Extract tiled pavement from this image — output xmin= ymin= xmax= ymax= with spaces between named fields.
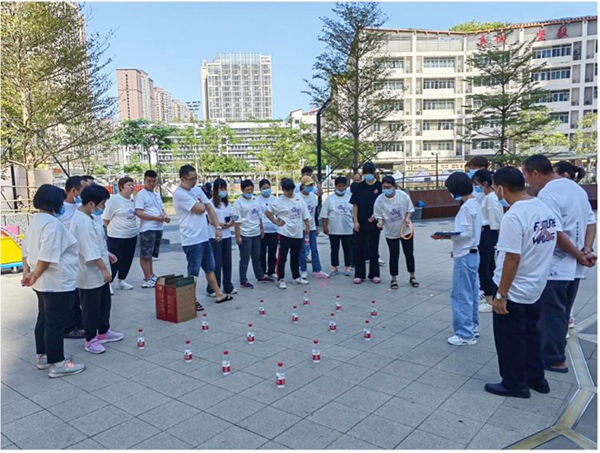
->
xmin=2 ymin=219 xmax=596 ymax=450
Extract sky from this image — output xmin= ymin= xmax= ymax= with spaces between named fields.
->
xmin=85 ymin=1 xmax=598 ymax=119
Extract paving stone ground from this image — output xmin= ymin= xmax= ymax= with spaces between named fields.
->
xmin=2 ymin=218 xmax=596 ymax=450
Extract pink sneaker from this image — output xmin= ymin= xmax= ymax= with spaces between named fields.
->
xmin=313 ymin=271 xmax=330 ymax=279
xmin=371 ymin=277 xmax=381 ymax=284
xmin=97 ymin=330 xmax=124 ymax=344
xmin=85 ymin=338 xmax=105 ymax=354
xmin=353 ymin=278 xmax=362 ymax=284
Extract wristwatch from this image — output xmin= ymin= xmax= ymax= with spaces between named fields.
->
xmin=216 ymin=226 xmax=222 ymax=231
xmin=495 ymin=292 xmax=508 ymax=302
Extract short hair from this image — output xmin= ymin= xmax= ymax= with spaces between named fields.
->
xmin=466 ymin=156 xmax=489 ymax=169
xmin=362 ymin=162 xmax=376 ymax=174
xmin=240 ymin=179 xmax=254 ymax=191
xmin=65 ymin=176 xmax=84 ymax=193
xmin=522 ymin=154 xmax=553 ymax=175
xmin=81 ymin=175 xmax=95 ymax=183
xmin=118 ymin=176 xmax=134 ymax=190
xmin=493 ymin=166 xmax=525 ymax=192
xmin=281 ymin=178 xmax=295 ymax=191
xmin=259 ymin=179 xmax=271 ymax=189
xmin=553 ymin=161 xmax=585 ymax=181
xmin=144 ymin=170 xmax=158 ymax=179
xmin=334 ymin=176 xmax=347 ymax=186
xmin=301 ymin=166 xmax=313 ymax=175
xmin=212 ymin=178 xmax=228 ymax=206
xmin=445 ymin=172 xmax=473 ymax=197
xmin=80 ymin=185 xmax=110 ymax=205
xmin=382 ymin=176 xmax=396 ymax=186
xmin=179 ymin=165 xmax=195 ymax=178
xmin=472 ymin=169 xmax=493 ymax=187
xmin=33 ymin=184 xmax=66 ymax=214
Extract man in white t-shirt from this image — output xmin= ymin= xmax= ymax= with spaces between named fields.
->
xmin=135 ymin=170 xmax=170 ymax=288
xmin=484 ymin=166 xmax=562 ymax=399
xmin=299 ymin=176 xmax=329 ymax=279
xmin=173 ymin=165 xmax=233 ymax=310
xmin=522 ymin=155 xmax=597 ymax=374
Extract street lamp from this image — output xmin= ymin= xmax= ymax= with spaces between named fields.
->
xmin=434 ymin=152 xmax=439 ymax=188
xmin=316 ymin=96 xmax=332 ymax=216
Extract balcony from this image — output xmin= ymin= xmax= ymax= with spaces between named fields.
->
xmin=573 ymin=50 xmax=582 ymax=61
xmin=585 ymin=76 xmax=594 ymax=82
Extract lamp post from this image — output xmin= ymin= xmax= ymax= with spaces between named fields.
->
xmin=316 ymin=96 xmax=332 ymax=215
xmin=435 ymin=152 xmax=439 ymax=188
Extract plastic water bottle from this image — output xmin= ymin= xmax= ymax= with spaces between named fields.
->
xmin=276 ymin=362 xmax=286 ymax=388
xmin=335 ymin=295 xmax=342 ymax=312
xmin=292 ymin=305 xmax=299 ymax=324
xmin=259 ymin=299 xmax=266 ymax=316
xmin=303 ymin=291 xmax=309 ymax=306
xmin=201 ymin=313 xmax=209 ymax=332
xmin=363 ymin=320 xmax=372 ymax=341
xmin=329 ymin=312 xmax=337 ymax=332
xmin=184 ymin=340 xmax=192 ymax=362
xmin=312 ymin=340 xmax=321 ymax=363
xmin=222 ymin=350 xmax=231 ymax=375
xmin=371 ymin=300 xmax=378 ymax=318
xmin=137 ymin=328 xmax=145 ymax=350
xmin=247 ymin=323 xmax=255 ymax=344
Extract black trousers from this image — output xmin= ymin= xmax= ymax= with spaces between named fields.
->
xmin=35 ymin=290 xmax=75 ymax=364
xmin=260 ymin=232 xmax=278 ymax=276
xmin=539 ymin=279 xmax=579 ymax=366
xmin=493 ymin=299 xmax=545 ymax=391
xmin=354 ymin=229 xmax=381 ymax=279
xmin=329 ymin=234 xmax=353 ymax=267
xmin=79 ymin=284 xmax=112 ymax=342
xmin=64 ymin=290 xmax=83 ymax=334
xmin=478 ymin=226 xmax=499 ymax=296
xmin=386 ymin=236 xmax=415 ymax=276
xmin=207 ymin=237 xmax=234 ymax=294
xmin=107 ymin=236 xmax=137 ymax=281
xmin=277 ymin=235 xmax=302 ymax=280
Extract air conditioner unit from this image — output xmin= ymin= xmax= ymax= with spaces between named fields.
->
xmin=571 ymin=101 xmax=579 ymax=106
xmin=416 ymin=111 xmax=422 ymax=115
xmin=585 ymin=77 xmax=594 ymax=82
xmin=584 ymin=99 xmax=592 ymax=105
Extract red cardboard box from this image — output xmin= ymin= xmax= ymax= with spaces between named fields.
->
xmin=155 ymin=275 xmax=197 ymax=323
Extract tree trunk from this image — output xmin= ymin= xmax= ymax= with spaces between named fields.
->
xmin=353 ymin=133 xmax=360 ymax=172
xmin=26 ymin=164 xmax=36 ymax=210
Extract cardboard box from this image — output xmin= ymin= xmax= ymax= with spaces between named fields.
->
xmin=155 ymin=274 xmax=197 ymax=323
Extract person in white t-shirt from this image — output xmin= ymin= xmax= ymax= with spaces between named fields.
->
xmin=22 ymin=184 xmax=86 ymax=378
xmin=232 ymin=179 xmax=272 ymax=289
xmin=484 ymin=166 xmax=561 ymax=399
xmin=266 ymin=178 xmax=311 ymax=289
xmin=472 ymin=170 xmax=504 ymax=314
xmin=71 ymin=185 xmax=124 ymax=355
xmin=102 ymin=177 xmax=138 ymax=290
xmin=135 ymin=170 xmax=170 ymax=288
xmin=465 ymin=156 xmax=490 ymax=204
xmin=173 ymin=165 xmax=233 ymax=310
xmin=258 ymin=179 xmax=279 ymax=279
xmin=294 ymin=166 xmax=323 ymax=196
xmin=299 ymin=176 xmax=329 ymax=279
xmin=432 ymin=172 xmax=482 ymax=346
xmin=320 ymin=176 xmax=354 ymax=277
xmin=374 ymin=176 xmax=417 ymax=290
xmin=206 ymin=179 xmax=235 ymax=296
xmin=522 ymin=155 xmax=597 ymax=374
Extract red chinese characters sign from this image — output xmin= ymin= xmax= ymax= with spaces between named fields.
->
xmin=495 ymin=33 xmax=507 ymax=45
xmin=557 ymin=25 xmax=568 ymax=39
xmin=478 ymin=34 xmax=487 ymax=46
xmin=536 ymin=28 xmax=546 ymax=41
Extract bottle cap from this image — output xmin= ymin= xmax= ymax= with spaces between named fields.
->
xmin=224 ymin=350 xmax=229 ymax=355
xmin=293 ymin=305 xmax=297 ymax=309
xmin=278 ymin=362 xmax=283 ymax=366
xmin=186 ymin=340 xmax=191 ymax=344
xmin=365 ymin=320 xmax=370 ymax=324
xmin=314 ymin=339 xmax=319 ymax=344
xmin=248 ymin=323 xmax=253 ymax=327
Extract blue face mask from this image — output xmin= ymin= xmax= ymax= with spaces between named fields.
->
xmin=335 ymin=189 xmax=346 ymax=196
xmin=474 ymin=185 xmax=484 ymax=193
xmin=75 ymin=196 xmax=82 ymax=204
xmin=467 ymin=169 xmax=476 ymax=179
xmin=261 ymin=188 xmax=271 ymax=197
xmin=219 ymin=191 xmax=228 ymax=199
xmin=54 ymin=205 xmax=66 ymax=217
xmin=454 ymin=195 xmax=463 ymax=201
xmin=303 ymin=186 xmax=314 ymax=193
xmin=364 ymin=174 xmax=375 ymax=183
xmin=242 ymin=192 xmax=253 ymax=199
xmin=93 ymin=208 xmax=104 ymax=216
xmin=383 ymin=188 xmax=395 ymax=197
xmin=500 ymin=199 xmax=510 ymax=207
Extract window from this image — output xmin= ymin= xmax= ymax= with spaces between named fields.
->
xmin=423 ymin=58 xmax=455 ymax=68
xmin=423 ymin=141 xmax=453 ymax=151
xmin=423 ymin=120 xmax=454 ymax=130
xmin=424 ymin=79 xmax=455 ymax=90
xmin=533 ymin=44 xmax=572 ymax=59
xmin=532 ymin=67 xmax=571 ymax=81
xmin=381 ymin=101 xmax=404 ymax=111
xmin=549 ymin=112 xmax=569 ymax=123
xmin=375 ymin=142 xmax=404 ymax=152
xmin=383 ymin=80 xmax=404 ymax=90
xmin=473 ymin=139 xmax=499 ymax=150
xmin=373 ymin=123 xmax=381 ymax=132
xmin=423 ymin=99 xmax=455 ymax=110
xmin=381 ymin=59 xmax=404 ymax=69
xmin=594 ymin=86 xmax=598 ymax=99
xmin=388 ymin=122 xmax=404 ymax=132
xmin=539 ymin=90 xmax=570 ymax=103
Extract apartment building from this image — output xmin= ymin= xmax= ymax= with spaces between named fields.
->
xmin=201 ymin=53 xmax=273 ymax=121
xmin=153 ymin=86 xmax=173 ymax=123
xmin=371 ymin=16 xmax=597 ymax=173
xmin=186 ymin=101 xmax=201 ymax=121
xmin=172 ymin=99 xmax=193 ymax=122
xmin=116 ymin=69 xmax=155 ymax=121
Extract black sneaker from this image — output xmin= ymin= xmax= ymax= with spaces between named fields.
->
xmin=528 ymin=379 xmax=551 ymax=394
xmin=484 ymin=383 xmax=530 ymax=399
xmin=195 ymin=302 xmax=204 ymax=312
xmin=64 ymin=329 xmax=86 ymax=339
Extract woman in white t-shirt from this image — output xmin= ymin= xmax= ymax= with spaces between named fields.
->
xmin=102 ymin=177 xmax=138 ymax=291
xmin=22 ymin=184 xmax=85 ymax=378
xmin=374 ymin=176 xmax=417 ymax=290
xmin=258 ymin=179 xmax=279 ymax=278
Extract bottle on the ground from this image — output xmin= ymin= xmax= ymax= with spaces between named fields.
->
xmin=335 ymin=295 xmax=342 ymax=312
xmin=292 ymin=305 xmax=299 ymax=324
xmin=184 ymin=340 xmax=192 ymax=362
xmin=276 ymin=362 xmax=286 ymax=388
xmin=329 ymin=312 xmax=337 ymax=332
xmin=259 ymin=299 xmax=266 ymax=316
xmin=303 ymin=290 xmax=309 ymax=306
xmin=371 ymin=300 xmax=378 ymax=318
xmin=201 ymin=313 xmax=210 ymax=332
xmin=247 ymin=323 xmax=255 ymax=344
xmin=222 ymin=350 xmax=231 ymax=375
xmin=137 ymin=328 xmax=145 ymax=350
xmin=364 ymin=320 xmax=371 ymax=341
xmin=312 ymin=339 xmax=320 ymax=363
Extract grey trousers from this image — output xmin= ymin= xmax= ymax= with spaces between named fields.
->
xmin=239 ymin=235 xmax=264 ymax=283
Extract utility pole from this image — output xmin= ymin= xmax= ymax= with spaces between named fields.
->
xmin=435 ymin=153 xmax=439 ymax=189
xmin=316 ymin=96 xmax=332 ymax=216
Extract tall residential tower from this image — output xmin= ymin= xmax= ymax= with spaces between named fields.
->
xmin=116 ymin=69 xmax=155 ymax=121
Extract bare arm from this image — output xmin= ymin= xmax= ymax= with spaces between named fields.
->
xmin=191 ymin=202 xmax=206 ymax=214
xmin=304 ymin=219 xmax=310 ymax=235
xmin=584 ymin=223 xmax=597 ymax=252
xmin=353 ymin=204 xmax=359 ymax=232
xmin=205 ymin=203 xmax=222 ymax=241
xmin=22 ymin=260 xmax=51 ymax=287
xmin=135 ymin=208 xmax=163 ymax=222
xmin=557 ymin=231 xmax=589 ymax=265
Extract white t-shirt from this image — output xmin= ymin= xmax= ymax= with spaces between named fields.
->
xmin=208 ymin=202 xmax=232 ymax=240
xmin=70 ymin=210 xmax=110 ymax=290
xmin=258 ymin=195 xmax=278 ymax=234
xmin=473 ymin=190 xmax=485 ymax=204
xmin=493 ymin=198 xmax=562 ymax=304
xmin=268 ymin=195 xmax=311 ymax=239
xmin=232 ymin=196 xmax=262 ymax=237
xmin=102 ymin=194 xmax=138 ymax=239
xmin=173 ymin=186 xmax=210 ymax=246
xmin=538 ymin=178 xmax=595 ymax=281
xmin=373 ymin=190 xmax=415 ymax=240
xmin=481 ymin=192 xmax=504 ymax=230
xmin=134 ymin=188 xmax=165 ymax=233
xmin=451 ymin=198 xmax=483 ymax=258
xmin=22 ymin=213 xmax=78 ymax=293
xmin=320 ymin=192 xmax=353 ymax=235
xmin=58 ymin=201 xmax=79 ymax=230
xmin=299 ymin=191 xmax=318 ymax=231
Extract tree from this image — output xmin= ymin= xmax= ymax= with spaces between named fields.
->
xmin=450 ymin=20 xmax=510 ymax=32
xmin=462 ymin=29 xmax=552 ymax=164
xmin=114 ymin=119 xmax=175 ymax=169
xmin=571 ymin=113 xmax=597 ymax=155
xmin=1 ymin=2 xmax=115 ymax=203
xmin=209 ymin=155 xmax=251 ymax=173
xmin=256 ymin=123 xmax=314 ymax=172
xmin=304 ymin=2 xmax=402 ymax=172
xmin=513 ymin=109 xmax=569 ymax=156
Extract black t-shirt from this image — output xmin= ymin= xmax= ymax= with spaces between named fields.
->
xmin=350 ymin=180 xmax=383 ymax=230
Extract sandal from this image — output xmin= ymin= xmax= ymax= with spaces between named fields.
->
xmin=216 ymin=295 xmax=233 ymax=304
xmin=409 ymin=277 xmax=420 ymax=288
xmin=390 ymin=281 xmax=399 ymax=290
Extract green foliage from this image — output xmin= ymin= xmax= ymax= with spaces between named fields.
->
xmin=210 ymin=155 xmax=251 ymax=173
xmin=450 ymin=20 xmax=510 ymax=32
xmin=114 ymin=119 xmax=176 ymax=167
xmin=256 ymin=123 xmax=314 ymax=172
xmin=571 ymin=113 xmax=598 ymax=155
xmin=514 ymin=109 xmax=569 ymax=155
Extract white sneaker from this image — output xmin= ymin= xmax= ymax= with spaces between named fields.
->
xmin=278 ymin=280 xmax=287 ymax=289
xmin=141 ymin=279 xmax=155 ymax=288
xmin=447 ymin=335 xmax=477 ymax=346
xmin=109 ymin=283 xmax=114 ymax=295
xmin=206 ymin=292 xmax=217 ymax=298
xmin=226 ymin=288 xmax=238 ymax=295
xmin=568 ymin=316 xmax=575 ymax=329
xmin=313 ymin=271 xmax=330 ymax=279
xmin=293 ymin=278 xmax=309 ymax=285
xmin=116 ymin=279 xmax=134 ymax=290
xmin=269 ymin=274 xmax=278 ymax=280
xmin=479 ymin=303 xmax=493 ymax=313
xmin=300 ymin=271 xmax=308 ymax=279
xmin=474 ymin=327 xmax=480 ymax=338
xmin=150 ymin=274 xmax=158 ymax=282
xmin=566 ymin=332 xmax=570 ymax=339
xmin=478 ymin=291 xmax=486 ymax=304
xmin=378 ymin=259 xmax=386 ymax=265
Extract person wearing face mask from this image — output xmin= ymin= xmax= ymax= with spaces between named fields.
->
xmin=374 ymin=176 xmax=418 ymax=290
xmin=294 ymin=166 xmax=323 ymax=197
xmin=320 ymin=176 xmax=353 ymax=277
xmin=102 ymin=177 xmax=139 ymax=291
xmin=553 ymin=161 xmax=586 ymax=183
xmin=432 ymin=172 xmax=482 ymax=346
xmin=22 ymin=184 xmax=86 ymax=377
xmin=299 ymin=176 xmax=329 ymax=279
xmin=258 ymin=179 xmax=279 ymax=279
xmin=472 ymin=170 xmax=504 ymax=314
xmin=350 ymin=162 xmax=383 ymax=284
xmin=465 ymin=156 xmax=490 ymax=204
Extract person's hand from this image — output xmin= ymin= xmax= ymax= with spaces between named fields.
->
xmin=492 ymin=298 xmax=509 ymax=315
xmin=582 ymin=247 xmax=597 ymax=267
xmin=163 ymin=216 xmax=171 ymax=224
xmin=305 ymin=228 xmax=310 ymax=237
xmin=377 ymin=220 xmax=384 ymax=230
xmin=261 ymin=230 xmax=265 ymax=239
xmin=431 ymin=234 xmax=446 ymax=240
xmin=109 ymin=253 xmax=118 ymax=264
xmin=277 ymin=219 xmax=286 ymax=227
xmin=101 ymin=269 xmax=112 ymax=283
xmin=215 ymin=229 xmax=222 ymax=242
xmin=354 ymin=222 xmax=360 ymax=233
xmin=21 ymin=272 xmax=37 ymax=287
xmin=367 ymin=215 xmax=375 ymax=223
xmin=236 ymin=235 xmax=242 ymax=245
xmin=323 ymin=225 xmax=329 ymax=235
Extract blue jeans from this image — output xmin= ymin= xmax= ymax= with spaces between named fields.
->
xmin=450 ymin=252 xmax=480 ymax=339
xmin=300 ymin=230 xmax=322 ymax=273
xmin=182 ymin=241 xmax=215 ymax=277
